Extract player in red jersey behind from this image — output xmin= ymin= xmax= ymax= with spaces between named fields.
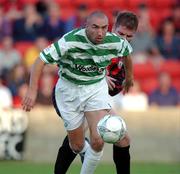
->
xmin=107 ymin=57 xmax=125 ymax=96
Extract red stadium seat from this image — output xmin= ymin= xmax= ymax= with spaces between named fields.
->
xmin=140 ymin=77 xmax=158 ymax=94
xmin=101 ymin=0 xmax=127 ymax=10
xmin=133 ymin=62 xmax=157 ymax=80
xmin=149 ymin=8 xmax=172 ymax=31
xmin=15 ymin=41 xmax=33 ymax=57
xmin=128 ymin=0 xmax=156 ymax=8
xmin=159 ymin=60 xmax=180 ymax=78
xmin=160 ymin=8 xmax=172 ymax=20
xmin=149 ymin=9 xmax=163 ymax=30
xmin=0 ymin=0 xmax=6 ymax=3
xmin=155 ymin=0 xmax=176 ymax=8
xmin=60 ymin=8 xmax=75 ymax=20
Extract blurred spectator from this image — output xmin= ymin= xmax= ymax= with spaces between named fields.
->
xmin=2 ymin=0 xmax=23 ymax=21
xmin=149 ymin=72 xmax=180 ymax=106
xmin=65 ymin=4 xmax=88 ymax=32
xmin=13 ymin=4 xmax=42 ymax=42
xmin=156 ymin=19 xmax=180 ymax=60
xmin=7 ymin=63 xmax=29 ymax=98
xmin=35 ymin=0 xmax=49 ymax=18
xmin=13 ymin=82 xmax=28 ymax=108
xmin=39 ymin=2 xmax=66 ymax=41
xmin=111 ymin=80 xmax=148 ymax=111
xmin=24 ymin=36 xmax=48 ymax=71
xmin=0 ymin=75 xmax=13 ymax=109
xmin=0 ymin=5 xmax=13 ymax=41
xmin=130 ymin=4 xmax=161 ymax=63
xmin=164 ymin=3 xmax=180 ymax=36
xmin=0 ymin=36 xmax=21 ymax=79
xmin=36 ymin=72 xmax=55 ymax=105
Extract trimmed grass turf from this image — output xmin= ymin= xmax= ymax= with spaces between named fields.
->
xmin=0 ymin=161 xmax=180 ymax=174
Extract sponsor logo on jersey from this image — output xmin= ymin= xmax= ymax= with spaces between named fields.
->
xmin=75 ymin=64 xmax=104 ymax=73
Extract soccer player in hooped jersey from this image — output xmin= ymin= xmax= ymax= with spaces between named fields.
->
xmin=53 ymin=12 xmax=138 ymax=174
xmin=22 ymin=11 xmax=135 ymax=174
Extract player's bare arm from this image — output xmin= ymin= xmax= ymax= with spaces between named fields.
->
xmin=122 ymin=55 xmax=134 ymax=94
xmin=22 ymin=57 xmax=45 ymax=112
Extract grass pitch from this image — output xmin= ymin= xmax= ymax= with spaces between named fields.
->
xmin=0 ymin=161 xmax=180 ymax=174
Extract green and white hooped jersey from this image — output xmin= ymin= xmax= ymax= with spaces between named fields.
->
xmin=40 ymin=28 xmax=132 ymax=85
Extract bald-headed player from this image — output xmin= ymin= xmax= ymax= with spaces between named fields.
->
xmin=53 ymin=11 xmax=138 ymax=174
xmin=22 ymin=11 xmax=134 ymax=174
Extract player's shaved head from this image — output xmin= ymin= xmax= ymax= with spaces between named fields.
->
xmin=86 ymin=11 xmax=108 ymax=24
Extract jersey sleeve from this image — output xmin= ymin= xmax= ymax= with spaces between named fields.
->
xmin=39 ymin=37 xmax=68 ymax=64
xmin=118 ymin=39 xmax=133 ymax=57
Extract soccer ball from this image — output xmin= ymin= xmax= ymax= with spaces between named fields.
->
xmin=97 ymin=115 xmax=127 ymax=144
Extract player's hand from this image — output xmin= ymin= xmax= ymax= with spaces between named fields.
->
xmin=122 ymin=78 xmax=133 ymax=94
xmin=106 ymin=76 xmax=116 ymax=91
xmin=22 ymin=88 xmax=37 ymax=112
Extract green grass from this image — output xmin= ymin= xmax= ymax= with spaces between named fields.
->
xmin=0 ymin=161 xmax=180 ymax=174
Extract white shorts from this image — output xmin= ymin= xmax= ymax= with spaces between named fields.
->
xmin=55 ymin=78 xmax=111 ymax=130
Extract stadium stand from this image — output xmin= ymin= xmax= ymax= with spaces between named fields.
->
xmin=140 ymin=77 xmax=159 ymax=94
xmin=159 ymin=60 xmax=180 ymax=78
xmin=133 ymin=62 xmax=157 ymax=80
xmin=155 ymin=0 xmax=176 ymax=8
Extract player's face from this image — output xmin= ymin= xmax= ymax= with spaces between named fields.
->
xmin=86 ymin=16 xmax=108 ymax=44
xmin=113 ymin=25 xmax=135 ymax=42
